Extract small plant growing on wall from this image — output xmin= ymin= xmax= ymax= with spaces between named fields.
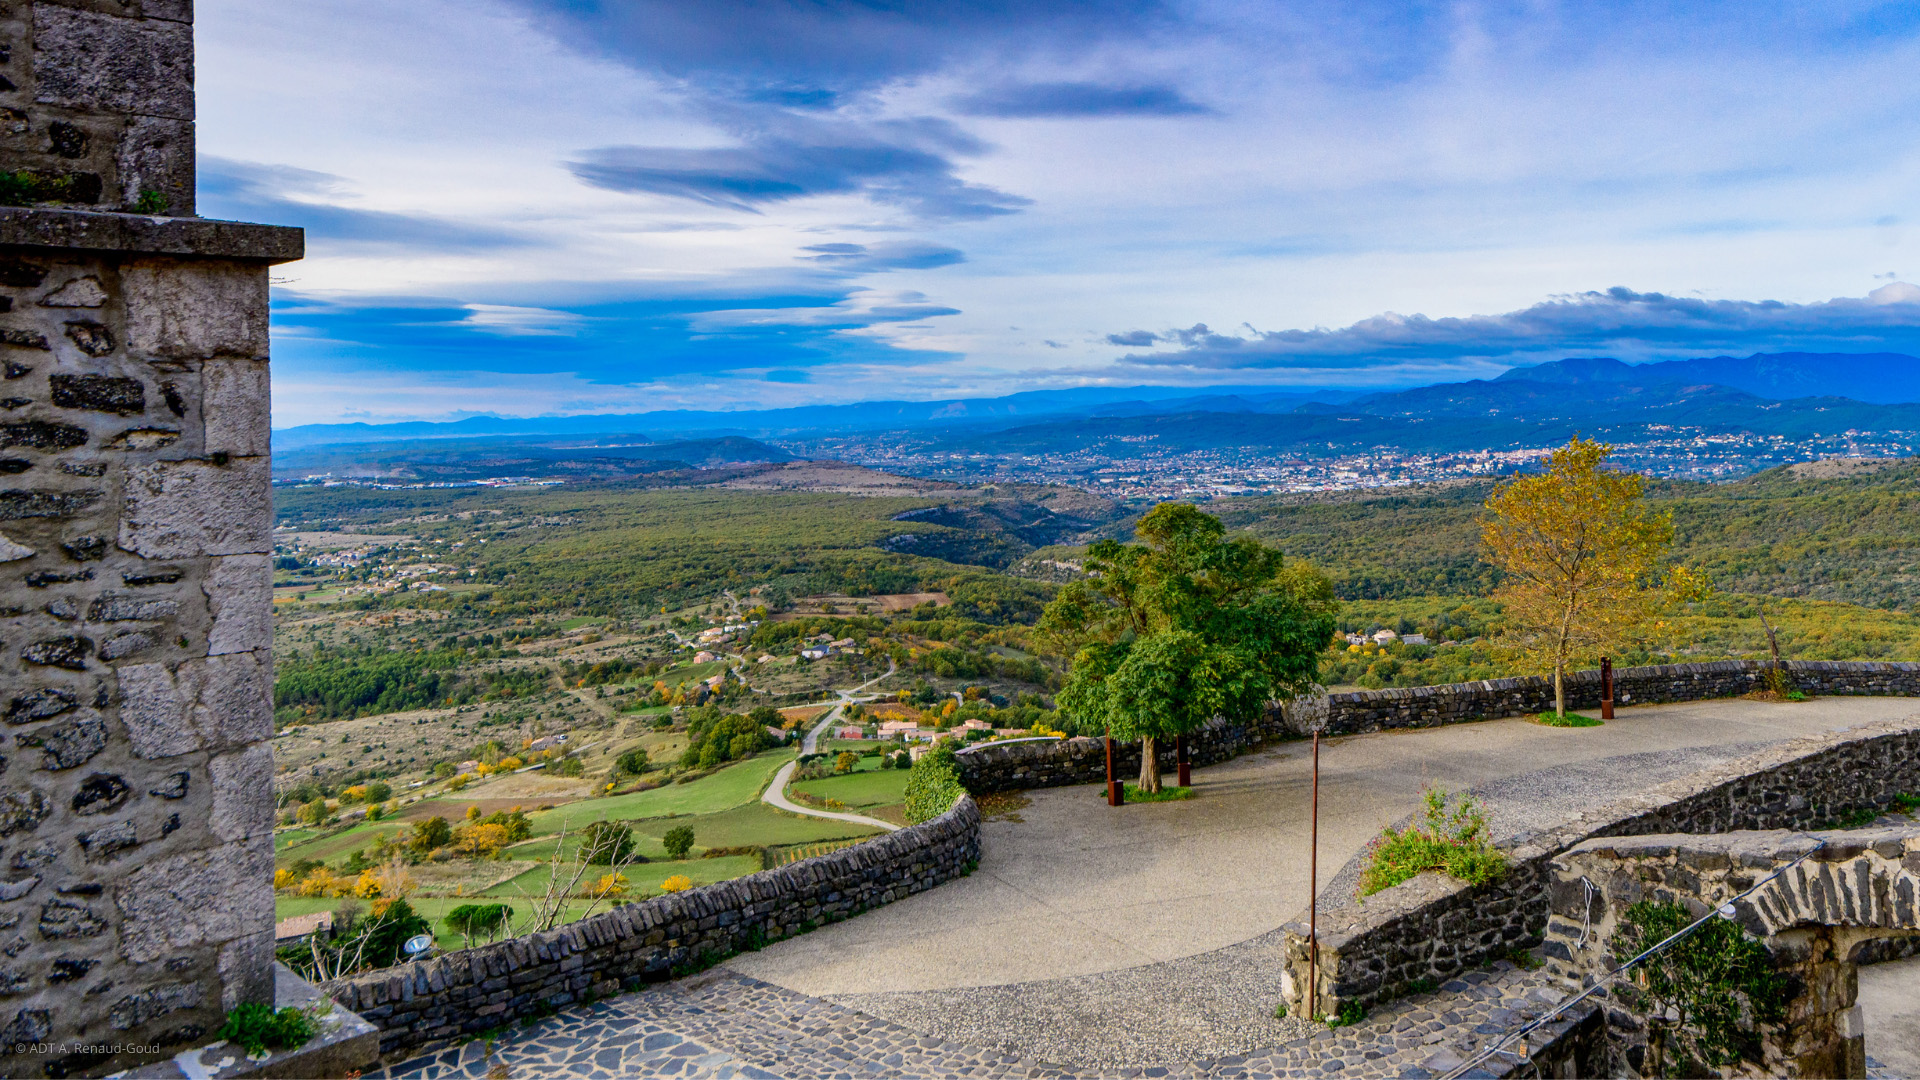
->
xmin=1610 ymin=900 xmax=1788 ymax=1075
xmin=1358 ymin=785 xmax=1506 ymax=896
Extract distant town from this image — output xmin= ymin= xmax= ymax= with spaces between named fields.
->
xmin=783 ymin=425 xmax=1920 ymax=498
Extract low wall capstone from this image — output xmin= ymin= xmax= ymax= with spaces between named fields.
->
xmin=1279 ymin=715 xmax=1920 ymax=1020
xmin=325 ymin=796 xmax=981 ymax=1057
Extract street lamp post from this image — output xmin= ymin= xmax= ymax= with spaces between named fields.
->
xmin=1307 ymin=716 xmax=1324 ymax=1019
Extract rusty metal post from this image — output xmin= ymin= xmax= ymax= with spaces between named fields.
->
xmin=1601 ymin=656 xmax=1615 ymax=720
xmin=1308 ymin=726 xmax=1321 ymax=1019
xmin=1177 ymin=733 xmax=1191 ymax=787
xmin=1106 ymin=736 xmax=1122 ymax=806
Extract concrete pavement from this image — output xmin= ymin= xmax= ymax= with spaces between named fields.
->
xmin=727 ymin=694 xmax=1920 ymax=996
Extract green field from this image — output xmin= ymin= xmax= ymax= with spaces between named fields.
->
xmin=529 ymin=751 xmax=790 ymax=834
xmin=790 ymin=763 xmax=909 ymax=810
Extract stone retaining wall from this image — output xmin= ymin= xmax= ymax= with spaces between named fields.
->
xmin=1279 ymin=716 xmax=1920 ymax=1020
xmin=325 ymin=796 xmax=981 ymax=1057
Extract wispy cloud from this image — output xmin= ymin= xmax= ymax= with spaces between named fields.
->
xmin=569 ymin=113 xmax=1029 ymax=220
xmin=199 ymin=157 xmax=529 ymax=251
xmin=800 ymin=240 xmax=965 ymax=271
xmin=952 ymin=81 xmax=1211 ymax=118
xmin=1115 ymin=285 xmax=1920 ymax=371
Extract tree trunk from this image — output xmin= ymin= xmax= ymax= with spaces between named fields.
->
xmin=1554 ymin=663 xmax=1566 ymax=718
xmin=1138 ymin=735 xmax=1161 ymax=793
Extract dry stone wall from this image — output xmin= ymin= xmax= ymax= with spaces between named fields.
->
xmin=325 ymin=796 xmax=983 ymax=1058
xmin=0 ymin=3 xmax=300 ymax=1075
xmin=1296 ymin=659 xmax=1920 ymax=737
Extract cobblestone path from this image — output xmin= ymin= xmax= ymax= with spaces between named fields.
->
xmin=374 ymin=961 xmax=1597 ymax=1079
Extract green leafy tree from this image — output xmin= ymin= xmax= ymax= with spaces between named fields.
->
xmin=661 ymin=825 xmax=695 ymax=859
xmin=615 ymin=748 xmax=649 ymax=776
xmin=1039 ymin=503 xmax=1336 ymax=791
xmin=298 ymin=797 xmax=330 ymax=826
xmin=581 ymin=821 xmax=637 ymax=865
xmin=442 ymin=902 xmax=513 ymax=948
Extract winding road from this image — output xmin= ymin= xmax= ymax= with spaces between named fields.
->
xmin=761 ymin=657 xmax=902 ymax=832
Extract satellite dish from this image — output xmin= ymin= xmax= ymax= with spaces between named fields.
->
xmin=403 ymin=934 xmax=434 ymax=957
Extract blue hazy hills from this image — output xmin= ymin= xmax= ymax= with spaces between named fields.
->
xmin=271 ymin=352 xmax=1920 ymax=464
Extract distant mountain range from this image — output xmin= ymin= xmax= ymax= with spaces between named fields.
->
xmin=270 ymin=352 xmax=1920 ymax=466
xmin=273 ymin=435 xmax=791 ymax=481
xmin=270 ymin=384 xmax=1357 ymax=450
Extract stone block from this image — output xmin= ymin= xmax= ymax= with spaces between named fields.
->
xmin=32 ymin=5 xmax=195 ymax=120
xmin=120 ymin=455 xmax=269 ymax=557
xmin=115 ymin=114 xmax=195 ymax=215
xmin=201 ymin=357 xmax=268 ymax=456
xmin=121 ymin=259 xmax=268 ymax=359
xmin=116 ymin=651 xmax=271 ymax=758
xmin=208 ymin=743 xmax=272 ymax=842
xmin=115 ymin=834 xmax=273 ymax=962
xmin=203 ymin=552 xmax=269 ymax=654
xmin=218 ymin=929 xmax=274 ymax=1009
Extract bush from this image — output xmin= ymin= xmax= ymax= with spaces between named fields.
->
xmin=1612 ymin=899 xmax=1788 ymax=1071
xmin=408 ymin=816 xmax=452 ymax=855
xmin=616 ymin=748 xmax=650 ymax=775
xmin=553 ymin=756 xmax=585 ymax=777
xmin=661 ymin=874 xmax=693 ymax=892
xmin=363 ymin=780 xmax=392 ymax=803
xmin=1358 ymin=785 xmax=1507 ymax=896
xmin=581 ymin=820 xmax=639 ymax=865
xmin=297 ymin=797 xmax=330 ymax=826
xmin=903 ymin=745 xmax=966 ymax=824
xmin=662 ymin=825 xmax=695 ymax=859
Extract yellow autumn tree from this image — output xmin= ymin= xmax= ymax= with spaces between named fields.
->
xmin=1482 ymin=437 xmax=1675 ymax=718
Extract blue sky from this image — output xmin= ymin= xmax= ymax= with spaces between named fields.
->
xmin=197 ymin=1 xmax=1920 ymax=426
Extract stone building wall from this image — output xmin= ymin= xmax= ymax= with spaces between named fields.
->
xmin=324 ymin=796 xmax=983 ymax=1058
xmin=1 ymin=0 xmax=198 ymax=215
xmin=1278 ymin=717 xmax=1920 ymax=1021
xmin=0 ymin=3 xmax=300 ymax=1076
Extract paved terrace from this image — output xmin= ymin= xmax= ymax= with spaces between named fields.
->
xmin=382 ymin=696 xmax=1920 ymax=1076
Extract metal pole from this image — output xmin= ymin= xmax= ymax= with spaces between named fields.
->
xmin=1601 ymin=656 xmax=1614 ymax=720
xmin=1177 ymin=733 xmax=1191 ymax=787
xmin=1106 ymin=736 xmax=1122 ymax=806
xmin=1307 ymin=727 xmax=1320 ymax=1019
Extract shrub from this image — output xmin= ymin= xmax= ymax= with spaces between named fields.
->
xmin=363 ymin=780 xmax=392 ymax=803
xmin=582 ymin=820 xmax=639 ymax=865
xmin=904 ymin=745 xmax=966 ymax=824
xmin=616 ymin=748 xmax=650 ymax=776
xmin=661 ymin=874 xmax=693 ymax=893
xmin=1358 ymin=785 xmax=1506 ymax=896
xmin=408 ymin=815 xmax=453 ymax=855
xmin=297 ymin=797 xmax=330 ymax=826
xmin=553 ymin=756 xmax=585 ymax=777
xmin=452 ymin=822 xmax=511 ymax=857
xmin=1611 ymin=899 xmax=1788 ymax=1072
xmin=662 ymin=825 xmax=696 ymax=859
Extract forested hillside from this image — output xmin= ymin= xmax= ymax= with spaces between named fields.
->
xmin=1215 ymin=459 xmax=1920 ymax=612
